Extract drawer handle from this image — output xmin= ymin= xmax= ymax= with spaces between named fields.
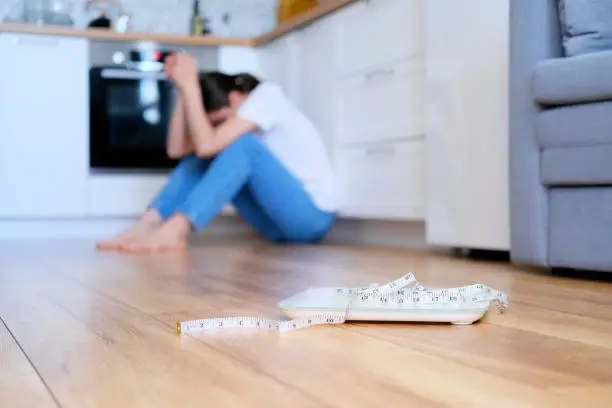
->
xmin=364 ymin=146 xmax=396 ymax=156
xmin=13 ymin=37 xmax=60 ymax=47
xmin=365 ymin=68 xmax=395 ymax=80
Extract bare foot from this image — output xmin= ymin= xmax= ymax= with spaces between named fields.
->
xmin=96 ymin=210 xmax=163 ymax=251
xmin=120 ymin=214 xmax=191 ymax=253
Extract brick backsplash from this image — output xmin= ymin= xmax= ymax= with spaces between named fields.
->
xmin=1 ymin=0 xmax=279 ymax=37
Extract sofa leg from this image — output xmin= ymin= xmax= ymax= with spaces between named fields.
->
xmin=550 ymin=267 xmax=612 ymax=282
xmin=550 ymin=267 xmax=576 ymax=277
xmin=466 ymin=249 xmax=511 ymax=262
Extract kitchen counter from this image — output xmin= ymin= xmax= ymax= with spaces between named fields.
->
xmin=0 ymin=0 xmax=357 ymax=47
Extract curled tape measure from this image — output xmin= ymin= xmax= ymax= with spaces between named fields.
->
xmin=176 ymin=273 xmax=509 ymax=335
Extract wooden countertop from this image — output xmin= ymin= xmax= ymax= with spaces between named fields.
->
xmin=0 ymin=0 xmax=358 ymax=47
xmin=253 ymin=0 xmax=358 ymax=46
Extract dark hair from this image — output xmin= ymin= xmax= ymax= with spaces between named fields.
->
xmin=198 ymin=72 xmax=260 ymax=112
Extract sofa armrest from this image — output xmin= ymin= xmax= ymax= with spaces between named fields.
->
xmin=509 ymin=0 xmax=563 ymax=266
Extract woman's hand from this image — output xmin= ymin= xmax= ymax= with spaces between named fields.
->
xmin=164 ymin=52 xmax=199 ymax=91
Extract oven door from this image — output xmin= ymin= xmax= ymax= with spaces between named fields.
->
xmin=89 ymin=66 xmax=180 ymax=171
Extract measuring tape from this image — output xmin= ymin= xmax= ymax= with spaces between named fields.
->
xmin=176 ymin=273 xmax=509 ymax=335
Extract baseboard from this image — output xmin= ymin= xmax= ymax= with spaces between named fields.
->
xmin=0 ymin=215 xmax=251 ymax=240
xmin=0 ymin=215 xmax=430 ymax=249
xmin=324 ymin=217 xmax=428 ymax=249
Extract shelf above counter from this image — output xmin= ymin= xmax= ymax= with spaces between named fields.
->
xmin=0 ymin=22 xmax=254 ymax=46
xmin=0 ymin=0 xmax=358 ymax=47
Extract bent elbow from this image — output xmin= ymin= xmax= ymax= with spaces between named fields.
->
xmin=167 ymin=149 xmax=186 ymax=159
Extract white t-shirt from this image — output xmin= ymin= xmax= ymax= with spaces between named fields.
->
xmin=236 ymin=82 xmax=337 ymax=213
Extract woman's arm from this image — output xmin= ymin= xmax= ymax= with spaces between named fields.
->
xmin=165 ymin=52 xmax=256 ymax=158
xmin=180 ymin=81 xmax=256 ymax=158
xmin=166 ymin=95 xmax=194 ymax=159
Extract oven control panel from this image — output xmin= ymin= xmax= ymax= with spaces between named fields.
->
xmin=110 ymin=48 xmax=175 ymax=71
xmin=107 ymin=44 xmax=175 ymax=69
xmin=130 ymin=49 xmax=174 ymax=63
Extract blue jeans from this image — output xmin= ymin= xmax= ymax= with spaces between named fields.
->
xmin=149 ymin=134 xmax=335 ymax=243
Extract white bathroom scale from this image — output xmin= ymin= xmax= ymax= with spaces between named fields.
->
xmin=278 ymin=273 xmax=507 ymax=326
xmin=279 ymin=286 xmax=491 ymax=325
xmin=177 ymin=273 xmax=509 ymax=334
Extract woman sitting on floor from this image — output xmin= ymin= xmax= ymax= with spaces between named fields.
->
xmin=97 ymin=52 xmax=337 ymax=253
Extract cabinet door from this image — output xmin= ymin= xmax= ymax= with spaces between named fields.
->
xmin=294 ymin=13 xmax=338 ymax=155
xmin=425 ymin=0 xmax=510 ymax=250
xmin=0 ymin=34 xmax=89 ymax=217
xmin=258 ymin=33 xmax=300 ymax=102
xmin=337 ymin=0 xmax=425 ymax=75
xmin=337 ymin=58 xmax=425 ymax=146
xmin=336 ymin=140 xmax=426 ymax=220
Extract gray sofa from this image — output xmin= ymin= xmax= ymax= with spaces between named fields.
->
xmin=510 ymin=0 xmax=612 ymax=272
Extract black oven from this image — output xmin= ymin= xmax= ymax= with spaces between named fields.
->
xmin=89 ymin=52 xmax=180 ymax=171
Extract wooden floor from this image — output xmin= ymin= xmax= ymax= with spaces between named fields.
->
xmin=1 ymin=239 xmax=612 ymax=408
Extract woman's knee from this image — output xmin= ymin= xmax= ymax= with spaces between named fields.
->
xmin=174 ymin=154 xmax=210 ymax=174
xmin=285 ymin=212 xmax=336 ymax=244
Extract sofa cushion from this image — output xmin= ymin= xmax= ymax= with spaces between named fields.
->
xmin=533 ymin=50 xmax=612 ymax=105
xmin=558 ymin=0 xmax=612 ymax=57
xmin=536 ymin=100 xmax=612 ymax=148
xmin=542 ymin=145 xmax=612 ymax=185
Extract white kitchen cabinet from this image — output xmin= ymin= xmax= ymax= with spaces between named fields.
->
xmin=257 ymin=33 xmax=300 ymax=103
xmin=0 ymin=34 xmax=89 ymax=218
xmin=86 ymin=175 xmax=168 ymax=216
xmin=336 ymin=0 xmax=425 ymax=76
xmin=293 ymin=13 xmax=338 ymax=156
xmin=281 ymin=0 xmax=427 ymax=221
xmin=337 ymin=58 xmax=426 ymax=146
xmin=337 ymin=139 xmax=426 ymax=220
xmin=425 ymin=0 xmax=510 ymax=250
xmin=85 ymin=174 xmax=235 ymax=217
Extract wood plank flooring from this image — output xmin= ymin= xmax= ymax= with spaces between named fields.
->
xmin=0 ymin=239 xmax=611 ymax=407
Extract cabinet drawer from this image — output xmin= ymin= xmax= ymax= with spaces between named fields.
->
xmin=86 ymin=175 xmax=169 ymax=216
xmin=338 ymin=58 xmax=425 ymax=146
xmin=337 ymin=0 xmax=425 ymax=75
xmin=0 ymin=33 xmax=89 ymax=218
xmin=85 ymin=175 xmax=235 ymax=217
xmin=336 ymin=140 xmax=426 ymax=220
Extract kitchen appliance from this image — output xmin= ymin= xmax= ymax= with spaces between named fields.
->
xmin=89 ymin=41 xmax=179 ymax=171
